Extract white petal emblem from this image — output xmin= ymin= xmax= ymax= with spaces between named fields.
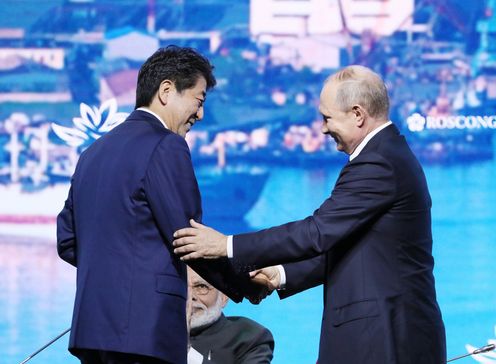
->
xmin=51 ymin=98 xmax=129 ymax=147
xmin=51 ymin=124 xmax=88 ymax=147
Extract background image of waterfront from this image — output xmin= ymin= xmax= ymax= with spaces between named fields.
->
xmin=1 ymin=0 xmax=496 ymax=363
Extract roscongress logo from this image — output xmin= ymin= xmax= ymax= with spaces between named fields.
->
xmin=407 ymin=113 xmax=496 ymax=132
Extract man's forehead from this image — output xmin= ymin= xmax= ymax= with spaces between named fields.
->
xmin=191 ymin=278 xmax=208 ymax=285
xmin=190 ymin=87 xmax=206 ymax=101
xmin=189 ymin=271 xmax=208 ymax=284
xmin=319 ymin=94 xmax=332 ymax=114
xmin=320 ymin=82 xmax=338 ymax=109
xmin=321 ymin=79 xmax=337 ymax=95
xmin=318 ymin=104 xmax=326 ymax=114
xmin=194 ymin=76 xmax=207 ymax=95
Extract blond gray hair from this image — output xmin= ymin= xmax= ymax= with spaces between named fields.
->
xmin=328 ymin=65 xmax=389 ymax=120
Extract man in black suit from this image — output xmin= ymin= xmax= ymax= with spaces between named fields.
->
xmin=57 ymin=46 xmax=263 ymax=364
xmin=187 ymin=268 xmax=274 ymax=363
xmin=173 ymin=65 xmax=446 ymax=363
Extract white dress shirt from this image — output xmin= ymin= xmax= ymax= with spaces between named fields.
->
xmin=136 ymin=107 xmax=169 ymax=130
xmin=187 ymin=346 xmax=204 ymax=364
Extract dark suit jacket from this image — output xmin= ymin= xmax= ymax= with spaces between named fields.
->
xmin=190 ymin=314 xmax=274 ymax=363
xmin=232 ymin=124 xmax=446 ymax=364
xmin=57 ymin=110 xmax=249 ymax=364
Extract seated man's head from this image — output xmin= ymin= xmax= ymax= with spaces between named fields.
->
xmin=188 ymin=268 xmax=228 ymax=332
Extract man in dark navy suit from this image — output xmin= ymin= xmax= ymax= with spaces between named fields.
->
xmin=173 ymin=65 xmax=446 ymax=363
xmin=57 ymin=46 xmax=262 ymax=364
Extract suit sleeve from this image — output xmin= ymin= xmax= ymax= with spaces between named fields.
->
xmin=144 ymin=133 xmax=203 ymax=243
xmin=233 ymin=154 xmax=397 ymax=271
xmin=144 ymin=134 xmax=254 ymax=303
xmin=278 ymin=254 xmax=327 ymax=299
xmin=57 ymin=184 xmax=77 ymax=267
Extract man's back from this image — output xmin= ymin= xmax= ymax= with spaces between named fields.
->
xmin=59 ymin=111 xmax=198 ymax=363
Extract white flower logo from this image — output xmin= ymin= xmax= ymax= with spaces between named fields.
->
xmin=406 ymin=113 xmax=426 ymax=132
xmin=51 ymin=98 xmax=128 ymax=147
xmin=466 ymin=325 xmax=496 ymax=363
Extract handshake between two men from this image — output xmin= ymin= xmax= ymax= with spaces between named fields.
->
xmin=173 ymin=219 xmax=280 ymax=304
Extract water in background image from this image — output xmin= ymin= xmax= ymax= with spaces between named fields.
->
xmin=2 ymin=161 xmax=496 ymax=364
xmin=1 ymin=0 xmax=496 ymax=363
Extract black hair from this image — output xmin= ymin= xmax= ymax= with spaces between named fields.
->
xmin=135 ymin=45 xmax=216 ymax=109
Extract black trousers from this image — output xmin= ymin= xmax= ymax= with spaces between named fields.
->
xmin=74 ymin=349 xmax=172 ymax=364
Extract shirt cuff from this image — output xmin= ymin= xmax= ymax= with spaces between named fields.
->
xmin=276 ymin=265 xmax=286 ymax=290
xmin=227 ymin=235 xmax=233 ymax=258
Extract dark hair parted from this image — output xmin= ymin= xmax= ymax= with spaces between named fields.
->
xmin=135 ymin=45 xmax=216 ymax=109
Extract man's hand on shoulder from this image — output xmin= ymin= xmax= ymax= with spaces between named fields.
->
xmin=173 ymin=219 xmax=227 ymax=260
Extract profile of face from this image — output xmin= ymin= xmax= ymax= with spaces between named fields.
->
xmin=160 ymin=76 xmax=207 ymax=137
xmin=188 ymin=269 xmax=228 ymax=331
xmin=319 ymin=80 xmax=363 ymax=155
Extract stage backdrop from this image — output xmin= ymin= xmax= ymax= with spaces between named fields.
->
xmin=1 ymin=0 xmax=495 ymax=363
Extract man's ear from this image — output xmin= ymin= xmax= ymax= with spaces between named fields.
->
xmin=157 ymin=80 xmax=174 ymax=105
xmin=220 ymin=294 xmax=229 ymax=309
xmin=352 ymin=105 xmax=366 ymax=127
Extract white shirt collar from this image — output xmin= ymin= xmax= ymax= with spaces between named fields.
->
xmin=349 ymin=121 xmax=392 ymax=161
xmin=136 ymin=107 xmax=169 ymax=130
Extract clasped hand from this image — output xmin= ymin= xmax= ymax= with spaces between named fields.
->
xmin=239 ymin=267 xmax=282 ymax=304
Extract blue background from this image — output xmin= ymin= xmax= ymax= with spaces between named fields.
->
xmin=0 ymin=1 xmax=495 ymax=363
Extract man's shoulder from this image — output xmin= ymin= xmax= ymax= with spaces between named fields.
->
xmin=225 ymin=316 xmax=273 ymax=337
xmin=191 ymin=316 xmax=274 ymax=363
xmin=350 ymin=127 xmax=415 ymax=170
xmin=103 ymin=113 xmax=186 ymax=153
